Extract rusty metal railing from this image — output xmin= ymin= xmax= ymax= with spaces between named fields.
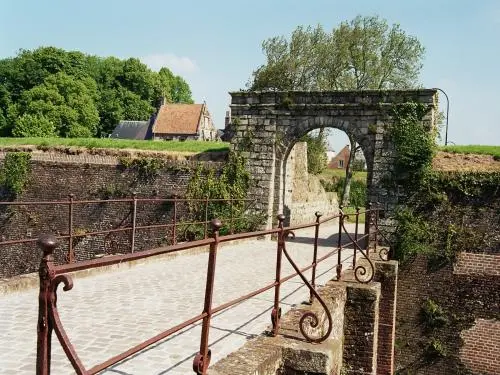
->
xmin=0 ymin=196 xmax=255 ymax=277
xmin=35 ymin=205 xmax=390 ymax=375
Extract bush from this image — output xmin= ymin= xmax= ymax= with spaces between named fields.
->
xmin=301 ymin=132 xmax=328 ymax=175
xmin=420 ymin=299 xmax=448 ymax=329
xmin=321 ymin=176 xmax=367 ymax=208
xmin=13 ymin=114 xmax=57 ymax=137
xmin=0 ymin=152 xmax=32 ymax=197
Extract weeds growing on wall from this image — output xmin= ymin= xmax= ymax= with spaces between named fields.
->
xmin=392 ymin=171 xmax=500 ymax=267
xmin=0 ymin=152 xmax=31 ymax=198
xmin=420 ymin=299 xmax=449 ymax=330
xmin=389 ymin=102 xmax=436 ymax=193
xmin=185 ymin=152 xmax=263 ymax=237
xmin=388 ymin=105 xmax=500 ymax=375
xmin=119 ymin=156 xmax=167 ymax=181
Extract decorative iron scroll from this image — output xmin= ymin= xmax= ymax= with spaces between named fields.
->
xmin=193 ymin=349 xmax=211 ymax=374
xmin=369 ymin=215 xmax=393 ymax=261
xmin=341 ymin=221 xmax=375 ymax=283
xmin=282 ymin=230 xmax=333 ymax=343
xmin=49 ymin=274 xmax=88 ymax=375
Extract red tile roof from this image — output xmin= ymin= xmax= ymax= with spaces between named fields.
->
xmin=152 ymin=104 xmax=204 ymax=135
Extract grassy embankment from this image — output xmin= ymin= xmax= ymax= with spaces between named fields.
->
xmin=440 ymin=145 xmax=500 ymax=159
xmin=319 ymin=168 xmax=368 ymax=221
xmin=320 ymin=168 xmax=368 ymax=182
xmin=0 ymin=137 xmax=230 ymax=153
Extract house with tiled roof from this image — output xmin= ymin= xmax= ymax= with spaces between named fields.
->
xmin=328 ymin=145 xmax=350 ymax=169
xmin=110 ymin=100 xmax=218 ymax=141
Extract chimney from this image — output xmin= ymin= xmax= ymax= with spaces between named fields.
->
xmin=225 ymin=110 xmax=231 ymax=129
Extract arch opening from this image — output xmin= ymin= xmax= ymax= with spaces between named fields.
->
xmin=228 ymin=90 xmax=438 ymax=229
xmin=277 ymin=125 xmax=370 ymax=228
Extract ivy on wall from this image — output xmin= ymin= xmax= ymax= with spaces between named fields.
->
xmin=185 ymin=152 xmax=263 ymax=236
xmin=388 ymin=104 xmax=500 ymax=373
xmin=389 ymin=102 xmax=436 ymax=191
xmin=118 ymin=157 xmax=167 ymax=181
xmin=0 ymin=152 xmax=32 ymax=198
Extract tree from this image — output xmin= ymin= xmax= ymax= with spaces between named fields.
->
xmin=0 ymin=84 xmax=12 ymax=135
xmin=13 ymin=72 xmax=100 ymax=137
xmin=301 ymin=129 xmax=328 ymax=174
xmin=0 ymin=47 xmax=195 ymax=137
xmin=156 ymin=67 xmax=194 ymax=104
xmin=251 ymin=16 xmax=424 ymax=91
xmin=250 ymin=15 xmax=425 ymax=205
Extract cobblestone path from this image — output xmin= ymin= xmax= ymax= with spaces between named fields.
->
xmin=0 ymin=222 xmax=361 ymax=374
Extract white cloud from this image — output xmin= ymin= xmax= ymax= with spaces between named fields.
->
xmin=140 ymin=53 xmax=199 ymax=74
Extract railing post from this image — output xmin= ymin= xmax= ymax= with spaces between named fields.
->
xmin=309 ymin=211 xmax=322 ymax=304
xmin=36 ymin=234 xmax=57 ymax=375
xmin=193 ymin=219 xmax=221 ymax=375
xmin=353 ymin=207 xmax=360 ymax=269
xmin=336 ymin=206 xmax=343 ymax=281
xmin=367 ymin=202 xmax=373 ymax=256
xmin=229 ymin=198 xmax=234 ymax=235
xmin=130 ymin=192 xmax=137 ymax=253
xmin=271 ymin=214 xmax=285 ymax=336
xmin=374 ymin=202 xmax=379 ymax=253
xmin=204 ymin=196 xmax=209 ymax=239
xmin=67 ymin=194 xmax=74 ymax=264
xmin=172 ymin=196 xmax=177 ymax=245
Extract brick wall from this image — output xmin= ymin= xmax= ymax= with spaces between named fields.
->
xmin=0 ymin=154 xmax=224 ymax=278
xmin=454 ymin=252 xmax=500 ymax=276
xmin=343 ymin=283 xmax=381 ymax=374
xmin=374 ymin=261 xmax=398 ymax=375
xmin=396 ymin=255 xmax=500 ymax=374
xmin=460 ymin=319 xmax=500 ymax=375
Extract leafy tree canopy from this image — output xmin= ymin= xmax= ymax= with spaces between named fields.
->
xmin=0 ymin=46 xmax=195 ymax=137
xmin=250 ymin=15 xmax=425 ymax=91
xmin=250 ymin=15 xmax=425 ymax=202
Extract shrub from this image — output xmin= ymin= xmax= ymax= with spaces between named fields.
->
xmin=420 ymin=299 xmax=448 ymax=329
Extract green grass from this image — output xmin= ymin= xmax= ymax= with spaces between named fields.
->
xmin=440 ymin=145 xmax=500 ymax=159
xmin=342 ymin=206 xmax=366 ymax=223
xmin=0 ymin=137 xmax=230 ymax=153
xmin=319 ymin=168 xmax=368 ymax=182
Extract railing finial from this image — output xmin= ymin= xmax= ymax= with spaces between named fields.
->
xmin=211 ymin=219 xmax=222 ymax=232
xmin=37 ymin=234 xmax=58 ymax=257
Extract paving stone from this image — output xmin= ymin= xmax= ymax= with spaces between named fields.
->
xmin=0 ymin=222 xmax=361 ymax=374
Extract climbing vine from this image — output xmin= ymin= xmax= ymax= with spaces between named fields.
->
xmin=0 ymin=152 xmax=31 ymax=198
xmin=119 ymin=156 xmax=167 ymax=181
xmin=389 ymin=102 xmax=436 ymax=192
xmin=185 ymin=152 xmax=263 ymax=236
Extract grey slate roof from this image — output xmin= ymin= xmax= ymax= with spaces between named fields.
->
xmin=110 ymin=121 xmax=152 ymax=140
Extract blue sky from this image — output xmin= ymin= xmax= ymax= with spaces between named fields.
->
xmin=1 ymin=0 xmax=499 ymax=151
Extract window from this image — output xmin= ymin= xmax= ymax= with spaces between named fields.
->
xmin=338 ymin=160 xmax=344 ymax=168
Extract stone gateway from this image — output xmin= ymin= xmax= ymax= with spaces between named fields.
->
xmin=227 ymin=90 xmax=438 ymax=228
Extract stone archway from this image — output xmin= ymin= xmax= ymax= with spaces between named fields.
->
xmin=228 ymin=90 xmax=438 ymax=228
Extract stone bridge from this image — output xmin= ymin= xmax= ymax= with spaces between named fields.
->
xmin=227 ymin=90 xmax=438 ymax=227
xmin=0 ymin=221 xmax=379 ymax=374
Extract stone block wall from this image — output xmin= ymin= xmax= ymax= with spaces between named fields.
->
xmin=229 ymin=90 xmax=438 ymax=229
xmin=285 ymin=142 xmax=339 ymax=225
